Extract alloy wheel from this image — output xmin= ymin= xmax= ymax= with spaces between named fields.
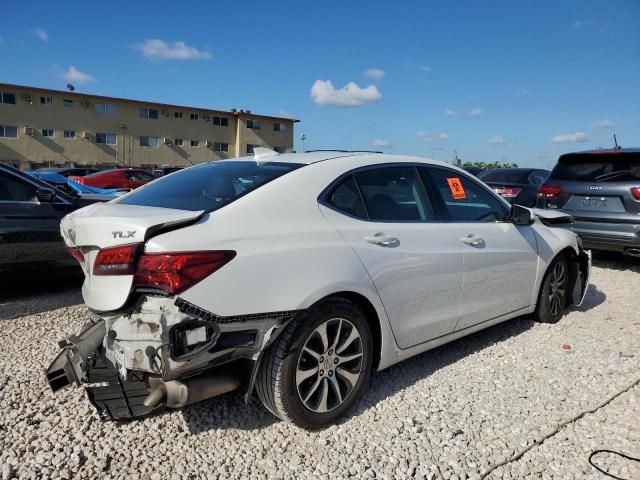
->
xmin=548 ymin=261 xmax=566 ymax=316
xmin=295 ymin=318 xmax=364 ymax=413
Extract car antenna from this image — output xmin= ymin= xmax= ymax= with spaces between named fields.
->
xmin=613 ymin=134 xmax=621 ymax=151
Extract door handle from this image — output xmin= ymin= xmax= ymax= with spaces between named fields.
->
xmin=364 ymin=232 xmax=399 ymax=247
xmin=460 ymin=234 xmax=484 ymax=246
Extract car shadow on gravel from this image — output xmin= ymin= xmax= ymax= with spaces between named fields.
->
xmin=591 ymin=251 xmax=640 ymax=273
xmin=0 ymin=268 xmax=84 ymax=320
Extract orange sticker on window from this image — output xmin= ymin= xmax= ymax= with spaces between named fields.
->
xmin=446 ymin=177 xmax=467 ymax=200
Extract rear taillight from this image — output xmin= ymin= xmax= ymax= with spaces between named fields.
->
xmin=631 ymin=187 xmax=640 ymax=201
xmin=493 ymin=187 xmax=522 ymax=198
xmin=134 ymin=251 xmax=236 ymax=295
xmin=93 ymin=243 xmax=141 ymax=275
xmin=66 ymin=246 xmax=85 ymax=264
xmin=538 ymin=184 xmax=562 ymax=198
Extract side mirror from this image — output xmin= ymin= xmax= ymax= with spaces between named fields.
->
xmin=511 ymin=204 xmax=535 ymax=225
xmin=36 ymin=188 xmax=57 ymax=203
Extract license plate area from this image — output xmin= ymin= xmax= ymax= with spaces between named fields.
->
xmin=564 ymin=195 xmax=625 ymax=212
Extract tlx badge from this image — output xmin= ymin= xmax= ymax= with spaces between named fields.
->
xmin=112 ymin=230 xmax=136 ymax=239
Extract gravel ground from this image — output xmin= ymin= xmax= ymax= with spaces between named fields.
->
xmin=1 ymin=255 xmax=639 ymax=479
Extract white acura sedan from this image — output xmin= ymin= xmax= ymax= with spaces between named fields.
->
xmin=47 ymin=149 xmax=590 ymax=429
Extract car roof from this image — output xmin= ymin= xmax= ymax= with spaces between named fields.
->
xmin=481 ymin=167 xmax=548 ymax=173
xmin=560 ymin=148 xmax=640 ymax=157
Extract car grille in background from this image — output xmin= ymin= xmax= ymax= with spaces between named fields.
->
xmin=174 ymin=298 xmax=298 ymax=325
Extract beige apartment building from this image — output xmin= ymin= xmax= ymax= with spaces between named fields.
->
xmin=0 ymin=83 xmax=298 ymax=170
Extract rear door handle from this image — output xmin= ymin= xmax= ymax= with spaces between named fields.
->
xmin=364 ymin=232 xmax=399 ymax=247
xmin=460 ymin=234 xmax=484 ymax=246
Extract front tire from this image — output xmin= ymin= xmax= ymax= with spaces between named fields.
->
xmin=533 ymin=256 xmax=569 ymax=323
xmin=256 ymin=297 xmax=373 ymax=430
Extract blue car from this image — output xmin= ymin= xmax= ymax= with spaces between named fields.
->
xmin=28 ymin=172 xmax=123 ymax=197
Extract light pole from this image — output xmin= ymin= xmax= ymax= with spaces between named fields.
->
xmin=432 ymin=146 xmax=443 ymax=160
xmin=300 ymin=133 xmax=307 ymax=152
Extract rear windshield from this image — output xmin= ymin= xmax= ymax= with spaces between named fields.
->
xmin=480 ymin=170 xmax=534 ymax=184
xmin=550 ymin=153 xmax=640 ymax=182
xmin=118 ymin=161 xmax=303 ymax=211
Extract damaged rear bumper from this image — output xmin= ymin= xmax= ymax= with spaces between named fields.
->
xmin=46 ymin=295 xmax=296 ymax=420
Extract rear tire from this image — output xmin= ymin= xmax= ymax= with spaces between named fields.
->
xmin=256 ymin=297 xmax=373 ymax=430
xmin=533 ymin=255 xmax=569 ymax=324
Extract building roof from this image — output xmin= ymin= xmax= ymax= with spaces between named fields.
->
xmin=0 ymin=82 xmax=299 ymax=123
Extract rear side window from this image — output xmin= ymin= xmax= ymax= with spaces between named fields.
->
xmin=422 ymin=168 xmax=508 ymax=222
xmin=119 ymin=161 xmax=303 ymax=211
xmin=328 ymin=176 xmax=367 ymax=218
xmin=354 ymin=167 xmax=433 ymax=221
xmin=550 ymin=153 xmax=640 ymax=182
xmin=0 ymin=173 xmax=37 ymax=202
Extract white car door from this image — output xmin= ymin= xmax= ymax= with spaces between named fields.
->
xmin=319 ymin=166 xmax=463 ymax=349
xmin=420 ymin=167 xmax=539 ymax=331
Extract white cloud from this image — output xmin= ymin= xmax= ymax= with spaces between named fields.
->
xmin=551 ymin=132 xmax=588 ymax=144
xmin=445 ymin=109 xmax=459 ymax=116
xmin=592 ymin=118 xmax=616 ymax=129
xmin=417 ymin=132 xmax=448 ymax=142
xmin=61 ymin=65 xmax=95 ymax=83
xmin=31 ymin=28 xmax=48 ymax=42
xmin=363 ymin=68 xmax=385 ymax=80
xmin=515 ymin=87 xmax=531 ymax=95
xmin=573 ymin=19 xmax=594 ymax=29
xmin=407 ymin=62 xmax=432 ymax=72
xmin=468 ymin=107 xmax=483 ymax=116
xmin=134 ymin=39 xmax=212 ymax=61
xmin=310 ymin=80 xmax=382 ymax=107
xmin=445 ymin=108 xmax=483 ymax=117
xmin=372 ymin=139 xmax=390 ymax=148
xmin=486 ymin=135 xmax=505 ymax=145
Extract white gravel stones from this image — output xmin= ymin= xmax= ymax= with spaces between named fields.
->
xmin=1 ymin=255 xmax=639 ymax=479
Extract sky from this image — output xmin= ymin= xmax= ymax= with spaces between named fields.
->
xmin=1 ymin=0 xmax=639 ymax=168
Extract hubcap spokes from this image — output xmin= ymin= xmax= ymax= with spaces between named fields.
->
xmin=548 ymin=262 xmax=566 ymax=316
xmin=296 ymin=318 xmax=363 ymax=413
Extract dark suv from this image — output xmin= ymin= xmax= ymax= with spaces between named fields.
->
xmin=537 ymin=149 xmax=640 ymax=256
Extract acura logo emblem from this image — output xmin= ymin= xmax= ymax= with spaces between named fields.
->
xmin=67 ymin=228 xmax=76 ymax=245
xmin=588 ymin=185 xmax=602 ymax=191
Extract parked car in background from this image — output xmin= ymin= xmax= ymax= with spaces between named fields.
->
xmin=47 ymin=149 xmax=590 ymax=429
xmin=34 ymin=167 xmax=99 ymax=177
xmin=462 ymin=166 xmax=484 ymax=176
xmin=29 ymin=172 xmax=125 ymax=200
xmin=0 ymin=163 xmax=109 ymax=274
xmin=537 ymin=148 xmax=640 ymax=257
xmin=69 ymin=168 xmax=154 ymax=190
xmin=478 ymin=168 xmax=549 ymax=207
xmin=153 ymin=166 xmax=183 ymax=177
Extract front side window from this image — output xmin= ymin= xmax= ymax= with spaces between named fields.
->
xmin=328 ymin=176 xmax=367 ymax=218
xmin=42 ymin=129 xmax=54 ymax=137
xmin=96 ymin=132 xmax=117 ymax=145
xmin=354 ymin=167 xmax=433 ymax=222
xmin=246 ymin=119 xmax=261 ymax=129
xmin=119 ymin=161 xmax=303 ymax=211
xmin=0 ymin=92 xmax=16 ymax=104
xmin=64 ymin=130 xmax=75 ymax=139
xmin=140 ymin=136 xmax=159 ymax=147
xmin=0 ymin=126 xmax=18 ymax=138
xmin=213 ymin=142 xmax=228 ymax=152
xmin=96 ymin=103 xmax=117 ymax=115
xmin=0 ymin=173 xmax=37 ymax=202
xmin=139 ymin=108 xmax=158 ymax=119
xmin=423 ymin=167 xmax=508 ymax=222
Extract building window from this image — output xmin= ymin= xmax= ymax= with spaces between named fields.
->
xmin=96 ymin=132 xmax=117 ymax=145
xmin=95 ymin=103 xmax=117 ymax=115
xmin=0 ymin=92 xmax=16 ymax=104
xmin=42 ymin=129 xmax=54 ymax=137
xmin=174 ymin=112 xmax=183 ymax=119
xmin=190 ymin=140 xmax=199 ymax=147
xmin=190 ymin=113 xmax=199 ymax=121
xmin=40 ymin=96 xmax=53 ymax=105
xmin=63 ymin=99 xmax=74 ymax=107
xmin=139 ymin=108 xmax=159 ymax=119
xmin=0 ymin=125 xmax=18 ymax=138
xmin=175 ymin=138 xmax=183 ymax=146
xmin=246 ymin=144 xmax=260 ymax=154
xmin=213 ymin=116 xmax=229 ymax=127
xmin=273 ymin=146 xmax=286 ymax=153
xmin=246 ymin=119 xmax=261 ymax=129
xmin=274 ymin=123 xmax=287 ymax=132
xmin=64 ymin=130 xmax=76 ymax=139
xmin=140 ymin=136 xmax=159 ymax=147
xmin=213 ymin=142 xmax=229 ymax=152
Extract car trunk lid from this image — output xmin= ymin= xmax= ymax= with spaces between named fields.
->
xmin=61 ymin=203 xmax=204 ymax=311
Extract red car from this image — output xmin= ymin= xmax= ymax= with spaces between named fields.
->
xmin=69 ymin=169 xmax=155 ymax=190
